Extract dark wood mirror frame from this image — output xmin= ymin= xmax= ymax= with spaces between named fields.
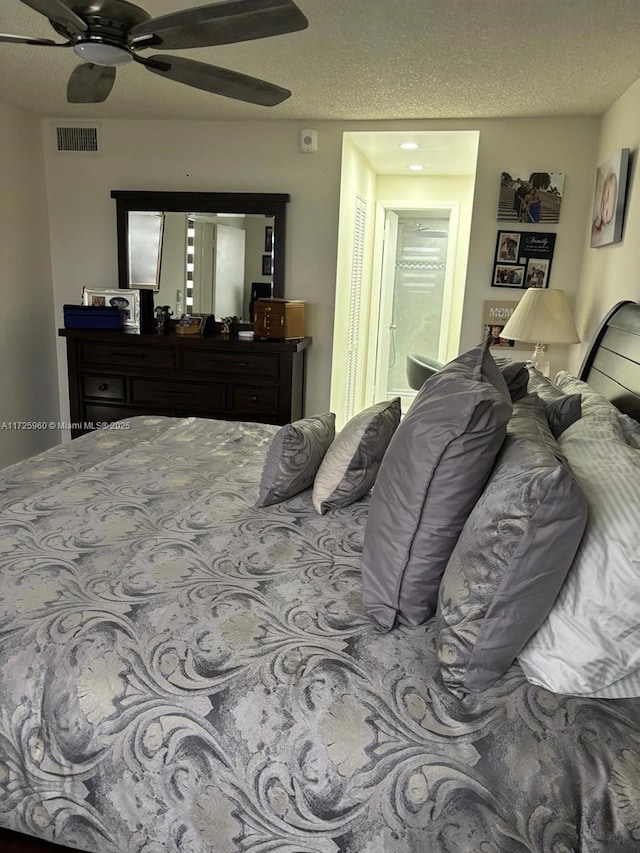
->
xmin=111 ymin=190 xmax=290 ymax=332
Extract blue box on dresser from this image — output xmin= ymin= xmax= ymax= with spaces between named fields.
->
xmin=63 ymin=304 xmax=123 ymax=330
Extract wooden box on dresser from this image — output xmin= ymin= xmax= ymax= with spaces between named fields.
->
xmin=59 ymin=329 xmax=311 ymax=438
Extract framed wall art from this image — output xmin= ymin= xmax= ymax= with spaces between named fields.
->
xmin=264 ymin=225 xmax=274 ymax=252
xmin=590 ymin=148 xmax=630 ymax=247
xmin=261 ymin=254 xmax=273 ymax=276
xmin=82 ymin=287 xmax=141 ymax=330
xmin=482 ymin=300 xmax=518 ymax=348
xmin=497 ymin=171 xmax=565 ymax=223
xmin=492 ymin=230 xmax=556 ymax=290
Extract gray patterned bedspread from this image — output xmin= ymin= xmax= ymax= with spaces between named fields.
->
xmin=1 ymin=416 xmax=639 ymax=853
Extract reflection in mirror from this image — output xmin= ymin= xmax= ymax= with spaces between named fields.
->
xmin=132 ymin=212 xmax=275 ymax=320
xmin=128 ymin=212 xmax=164 ymax=288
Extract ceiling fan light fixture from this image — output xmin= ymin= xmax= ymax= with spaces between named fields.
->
xmin=73 ymin=40 xmax=132 ymax=66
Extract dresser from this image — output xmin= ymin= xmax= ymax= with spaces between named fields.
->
xmin=59 ymin=329 xmax=311 ymax=438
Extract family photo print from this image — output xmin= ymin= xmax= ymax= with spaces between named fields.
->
xmin=497 ymin=171 xmax=565 ymax=224
xmin=492 ymin=231 xmax=556 ymax=290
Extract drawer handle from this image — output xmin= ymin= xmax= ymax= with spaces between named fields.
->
xmin=250 ymin=395 xmax=259 ymax=402
xmin=234 ymin=362 xmax=248 ymax=368
xmin=98 ymin=383 xmax=109 ymax=391
xmin=113 ymin=352 xmax=146 ymax=359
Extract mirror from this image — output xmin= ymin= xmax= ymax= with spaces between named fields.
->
xmin=112 ymin=191 xmax=289 ymax=329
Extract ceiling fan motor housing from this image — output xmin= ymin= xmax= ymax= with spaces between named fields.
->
xmin=53 ymin=0 xmax=153 ymax=64
xmin=63 ymin=0 xmax=151 ymax=27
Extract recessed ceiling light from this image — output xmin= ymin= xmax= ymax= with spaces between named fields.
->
xmin=408 ymin=164 xmax=424 ymax=171
xmin=400 ymin=142 xmax=418 ymax=150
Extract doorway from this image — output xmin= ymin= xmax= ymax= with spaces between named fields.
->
xmin=371 ymin=205 xmax=457 ymax=411
xmin=330 ymin=130 xmax=479 ymax=426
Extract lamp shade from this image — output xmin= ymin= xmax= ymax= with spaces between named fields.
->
xmin=500 ymin=288 xmax=580 ymax=344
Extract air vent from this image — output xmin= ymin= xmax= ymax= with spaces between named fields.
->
xmin=55 ymin=125 xmax=100 ymax=154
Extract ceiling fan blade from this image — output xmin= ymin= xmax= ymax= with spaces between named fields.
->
xmin=67 ymin=63 xmax=116 ymax=103
xmin=130 ymin=0 xmax=308 ymax=50
xmin=0 ymin=32 xmax=70 ymax=45
xmin=19 ymin=0 xmax=87 ymax=34
xmin=138 ymin=54 xmax=291 ymax=106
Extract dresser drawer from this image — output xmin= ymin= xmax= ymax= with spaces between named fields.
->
xmin=179 ymin=349 xmax=279 ymax=379
xmin=131 ymin=378 xmax=226 ymax=412
xmin=84 ymin=403 xmax=149 ymax=424
xmin=82 ymin=374 xmax=125 ymax=400
xmin=80 ymin=341 xmax=174 ymax=370
xmin=231 ymin=386 xmax=279 ymax=415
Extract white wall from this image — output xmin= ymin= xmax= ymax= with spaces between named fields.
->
xmin=571 ymin=77 xmax=640 ymax=373
xmin=0 ymin=103 xmax=60 ymax=467
xmin=43 ymin=115 xmax=602 ymax=423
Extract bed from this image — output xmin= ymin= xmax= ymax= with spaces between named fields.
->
xmin=0 ymin=301 xmax=639 ymax=853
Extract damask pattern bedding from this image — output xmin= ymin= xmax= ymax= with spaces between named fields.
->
xmin=1 ymin=416 xmax=640 ymax=853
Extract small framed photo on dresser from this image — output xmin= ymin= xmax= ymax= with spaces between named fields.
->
xmin=82 ymin=287 xmax=140 ymax=330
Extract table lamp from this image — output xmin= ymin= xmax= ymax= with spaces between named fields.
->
xmin=500 ymin=288 xmax=580 ymax=375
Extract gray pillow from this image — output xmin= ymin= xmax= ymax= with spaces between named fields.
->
xmin=361 ymin=340 xmax=512 ymax=631
xmin=501 ymin=361 xmax=528 ymax=402
xmin=257 ymin=412 xmax=336 ymax=507
xmin=436 ymin=395 xmax=588 ymax=696
xmin=522 ymin=367 xmax=582 ymax=437
xmin=544 ymin=393 xmax=582 ymax=439
xmin=526 ymin=365 xmax=566 ymax=402
xmin=312 ymin=398 xmax=401 ymax=514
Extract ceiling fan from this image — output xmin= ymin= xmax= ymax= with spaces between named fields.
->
xmin=0 ymin=0 xmax=308 ymax=105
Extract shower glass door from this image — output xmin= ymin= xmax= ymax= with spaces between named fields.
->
xmin=374 ymin=208 xmax=451 ymax=407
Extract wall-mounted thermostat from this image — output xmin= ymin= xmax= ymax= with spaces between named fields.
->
xmin=299 ymin=128 xmax=318 ymax=153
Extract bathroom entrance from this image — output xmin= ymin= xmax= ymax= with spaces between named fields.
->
xmin=373 ymin=205 xmax=456 ymax=409
xmin=330 ymin=130 xmax=480 ymax=426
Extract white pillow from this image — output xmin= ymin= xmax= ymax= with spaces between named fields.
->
xmin=518 ymin=409 xmax=640 ymax=696
xmin=618 ymin=413 xmax=640 ymax=449
xmin=554 ymin=370 xmax=622 ymax=416
xmin=554 ymin=370 xmax=640 ymax=447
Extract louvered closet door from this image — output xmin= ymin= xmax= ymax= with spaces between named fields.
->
xmin=343 ymin=195 xmax=367 ymax=422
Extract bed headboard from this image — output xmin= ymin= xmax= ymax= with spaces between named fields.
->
xmin=579 ymin=300 xmax=640 ymax=421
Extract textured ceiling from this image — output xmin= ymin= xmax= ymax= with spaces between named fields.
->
xmin=1 ymin=0 xmax=639 ymax=122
